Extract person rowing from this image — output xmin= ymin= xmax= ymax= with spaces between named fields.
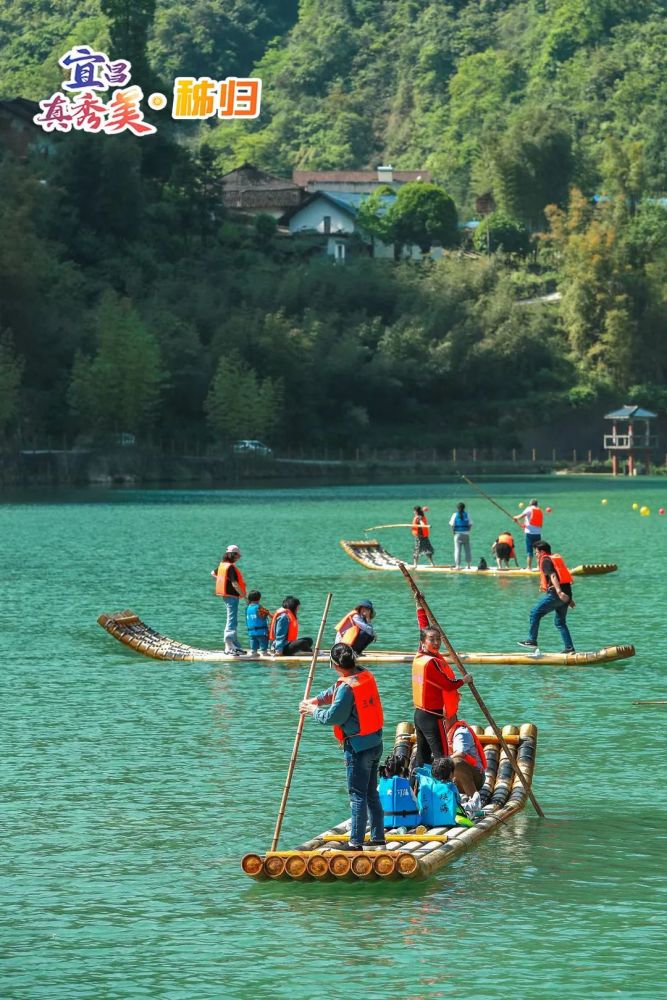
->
xmin=412 ymin=602 xmax=485 ymax=798
xmin=411 ymin=505 xmax=435 ymax=568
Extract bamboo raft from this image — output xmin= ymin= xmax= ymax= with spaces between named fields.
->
xmin=97 ymin=611 xmax=635 ymax=666
xmin=341 ymin=539 xmax=618 ymax=576
xmin=241 ymin=723 xmax=537 ymax=882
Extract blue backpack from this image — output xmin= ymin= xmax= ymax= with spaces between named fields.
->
xmin=377 ymin=775 xmax=420 ymax=829
xmin=415 ymin=765 xmax=462 ymax=826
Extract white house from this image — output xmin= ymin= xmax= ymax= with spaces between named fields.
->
xmin=280 ymin=191 xmax=442 ymax=261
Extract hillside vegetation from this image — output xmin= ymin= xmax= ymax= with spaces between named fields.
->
xmin=0 ymin=0 xmax=665 ymax=453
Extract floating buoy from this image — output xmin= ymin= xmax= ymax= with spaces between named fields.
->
xmin=640 ymin=506 xmax=650 ymax=517
xmin=518 ymin=502 xmax=524 ymax=509
xmin=601 ymin=499 xmax=608 ymax=505
xmin=659 ymin=508 xmax=665 ymax=516
xmin=632 ymin=503 xmax=639 ymax=510
xmin=545 ymin=506 xmax=552 ymax=513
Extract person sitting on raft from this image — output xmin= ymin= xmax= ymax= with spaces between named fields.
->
xmin=268 ymin=596 xmax=313 ymax=657
xmin=413 ymin=603 xmax=485 ymax=798
xmin=491 ymin=531 xmax=519 ymax=570
xmin=335 ymin=599 xmax=376 ymax=655
xmin=300 ymin=643 xmax=385 ymax=851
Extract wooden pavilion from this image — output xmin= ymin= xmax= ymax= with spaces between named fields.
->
xmin=604 ymin=404 xmax=658 ymax=475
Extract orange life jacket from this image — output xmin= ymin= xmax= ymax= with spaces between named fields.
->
xmin=215 ymin=560 xmax=246 ymax=597
xmin=335 ymin=611 xmax=360 ymax=646
xmin=411 ymin=515 xmax=430 ymax=538
xmin=412 ymin=652 xmax=459 ymax=717
xmin=446 ymin=720 xmax=488 ymax=772
xmin=526 ymin=506 xmax=543 ymax=528
xmin=497 ymin=532 xmax=514 ymax=549
xmin=269 ymin=607 xmax=298 ymax=642
xmin=538 ymin=551 xmax=573 ymax=592
xmin=332 ymin=669 xmax=384 ymax=742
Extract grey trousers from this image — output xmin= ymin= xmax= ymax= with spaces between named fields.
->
xmin=454 ymin=532 xmax=472 ymax=568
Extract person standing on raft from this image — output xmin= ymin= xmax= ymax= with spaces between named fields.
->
xmin=412 ymin=604 xmax=484 ymax=797
xmin=449 ymin=502 xmax=473 ymax=569
xmin=513 ymin=499 xmax=544 ymax=570
xmin=518 ymin=540 xmax=576 ymax=654
xmin=300 ymin=643 xmax=385 ymax=851
xmin=211 ymin=544 xmax=247 ymax=656
xmin=335 ymin=599 xmax=376 ymax=655
xmin=491 ymin=531 xmax=519 ymax=569
xmin=411 ymin=505 xmax=435 ymax=568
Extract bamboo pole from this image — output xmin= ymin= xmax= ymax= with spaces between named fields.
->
xmin=270 ymin=592 xmax=333 ymax=852
xmin=364 ymin=523 xmax=413 ymax=531
xmin=461 ymin=473 xmax=517 ymax=523
xmin=398 ymin=563 xmax=545 ymax=818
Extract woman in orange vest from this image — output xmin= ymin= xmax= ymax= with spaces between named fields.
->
xmin=335 ymin=599 xmax=376 ymax=654
xmin=412 ymin=605 xmax=473 ymax=768
xmin=491 ymin=531 xmax=519 ymax=569
xmin=268 ymin=596 xmax=313 ymax=657
xmin=411 ymin=505 xmax=435 ymax=568
xmin=518 ymin=540 xmax=576 ymax=653
xmin=300 ymin=643 xmax=385 ymax=850
xmin=513 ymin=499 xmax=544 ymax=570
xmin=211 ymin=544 xmax=247 ymax=656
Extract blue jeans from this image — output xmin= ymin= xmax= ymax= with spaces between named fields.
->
xmin=343 ymin=743 xmax=384 ymax=846
xmin=528 ymin=592 xmax=574 ymax=649
xmin=525 ymin=532 xmax=541 ymax=556
xmin=249 ymin=634 xmax=269 ymax=653
xmin=223 ymin=596 xmax=240 ymax=647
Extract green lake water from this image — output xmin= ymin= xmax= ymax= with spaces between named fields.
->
xmin=2 ymin=478 xmax=666 ymax=1000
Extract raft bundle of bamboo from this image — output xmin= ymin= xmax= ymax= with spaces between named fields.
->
xmin=97 ymin=612 xmax=634 ymax=666
xmin=340 ymin=539 xmax=618 ymax=576
xmin=240 ymin=722 xmax=537 ymax=883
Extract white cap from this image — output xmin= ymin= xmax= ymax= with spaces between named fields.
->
xmin=225 ymin=544 xmax=240 ymax=554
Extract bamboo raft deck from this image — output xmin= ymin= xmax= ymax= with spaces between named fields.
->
xmin=341 ymin=539 xmax=618 ymax=577
xmin=241 ymin=723 xmax=537 ymax=882
xmin=97 ymin=611 xmax=635 ymax=666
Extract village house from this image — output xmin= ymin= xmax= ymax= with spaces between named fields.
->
xmin=293 ymin=164 xmax=431 ymax=194
xmin=0 ymin=98 xmax=57 ymax=158
xmin=219 ymin=162 xmax=303 ymax=218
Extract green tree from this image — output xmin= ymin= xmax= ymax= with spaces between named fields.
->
xmin=0 ymin=333 xmax=24 ymax=436
xmin=205 ymin=354 xmax=283 ymax=442
xmin=68 ymin=291 xmax=167 ymax=435
xmin=473 ymin=212 xmax=532 ymax=256
xmin=101 ymin=0 xmax=156 ymax=86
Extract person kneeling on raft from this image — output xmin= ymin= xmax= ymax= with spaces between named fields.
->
xmin=268 ymin=596 xmax=313 ymax=656
xmin=335 ymin=599 xmax=376 ymax=655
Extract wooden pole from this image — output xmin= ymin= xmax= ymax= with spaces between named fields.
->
xmin=461 ymin=473 xmax=516 ymax=524
xmin=398 ymin=563 xmax=546 ymax=818
xmin=270 ymin=592 xmax=333 ymax=852
xmin=364 ymin=523 xmax=413 ymax=532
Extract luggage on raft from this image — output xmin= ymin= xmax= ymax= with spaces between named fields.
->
xmin=241 ymin=722 xmax=537 ymax=883
xmin=97 ymin=611 xmax=635 ymax=667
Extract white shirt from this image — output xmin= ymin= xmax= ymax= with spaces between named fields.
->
xmin=519 ymin=506 xmax=542 ymax=534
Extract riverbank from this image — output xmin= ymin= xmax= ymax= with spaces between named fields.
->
xmin=0 ymin=444 xmax=648 ymax=488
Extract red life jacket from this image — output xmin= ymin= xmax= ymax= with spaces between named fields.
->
xmin=215 ymin=560 xmax=246 ymax=597
xmin=412 ymin=652 xmax=460 ymax=717
xmin=335 ymin=611 xmax=360 ymax=646
xmin=497 ymin=532 xmax=514 ymax=551
xmin=527 ymin=506 xmax=543 ymax=528
xmin=538 ymin=551 xmax=573 ymax=592
xmin=446 ymin=720 xmax=488 ymax=772
xmin=269 ymin=607 xmax=298 ymax=642
xmin=411 ymin=515 xmax=430 ymax=538
xmin=332 ymin=669 xmax=384 ymax=742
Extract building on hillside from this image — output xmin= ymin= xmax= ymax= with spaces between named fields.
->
xmin=293 ymin=165 xmax=431 ymax=195
xmin=280 ymin=190 xmax=444 ymax=262
xmin=219 ymin=162 xmax=303 ymax=218
xmin=0 ymin=98 xmax=57 ymax=158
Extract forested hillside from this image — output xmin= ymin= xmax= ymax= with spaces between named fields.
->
xmin=1 ymin=0 xmax=666 ymax=453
